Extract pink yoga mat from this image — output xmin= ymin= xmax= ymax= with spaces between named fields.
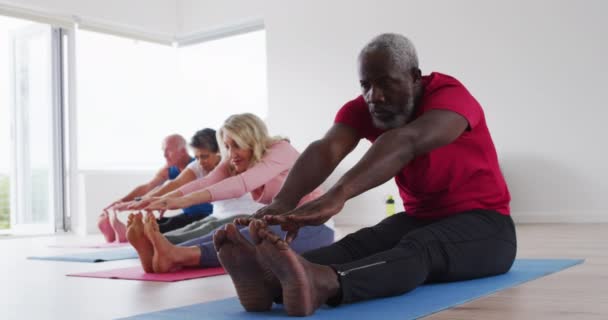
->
xmin=67 ymin=266 xmax=226 ymax=282
xmin=49 ymin=242 xmax=130 ymax=249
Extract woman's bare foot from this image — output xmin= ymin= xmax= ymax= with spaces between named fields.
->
xmin=109 ymin=211 xmax=128 ymax=243
xmin=143 ymin=212 xmax=200 ymax=273
xmin=254 ymin=223 xmax=340 ymax=316
xmin=126 ymin=213 xmax=154 ymax=273
xmin=214 ymin=223 xmax=281 ymax=312
xmin=98 ymin=211 xmax=116 ymax=243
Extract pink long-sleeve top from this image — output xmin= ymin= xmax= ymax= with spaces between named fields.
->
xmin=178 ymin=140 xmax=323 ymax=206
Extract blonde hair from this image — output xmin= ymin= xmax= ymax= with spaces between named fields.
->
xmin=217 ymin=113 xmax=286 ymax=173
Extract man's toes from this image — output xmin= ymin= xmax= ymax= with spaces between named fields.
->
xmin=213 ymin=229 xmax=227 ymax=251
xmin=249 ymin=220 xmax=263 ymax=244
xmin=234 ymin=217 xmax=251 ymax=225
xmin=225 ymin=223 xmax=248 ymax=243
xmin=261 ymin=229 xmax=282 ymax=244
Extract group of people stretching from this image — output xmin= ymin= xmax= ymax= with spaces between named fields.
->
xmin=98 ymin=33 xmax=516 ymax=317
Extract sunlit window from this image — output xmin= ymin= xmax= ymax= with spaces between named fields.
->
xmin=0 ymin=15 xmax=59 ymax=232
xmin=77 ymin=30 xmax=267 ymax=170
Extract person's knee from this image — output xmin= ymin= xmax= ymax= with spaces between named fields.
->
xmin=495 ymin=241 xmax=517 ymax=274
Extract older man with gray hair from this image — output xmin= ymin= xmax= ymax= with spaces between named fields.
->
xmin=98 ymin=134 xmax=213 ymax=242
xmin=215 ymin=33 xmax=516 ymax=316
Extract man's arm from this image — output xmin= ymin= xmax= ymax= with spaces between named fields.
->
xmin=142 ymin=189 xmax=212 ymax=212
xmin=143 ymin=168 xmax=197 ymax=199
xmin=265 ymin=110 xmax=469 ymax=241
xmin=273 ymin=123 xmax=360 ymax=207
xmin=107 ymin=166 xmax=169 ymax=208
xmin=332 ymin=109 xmax=469 ymax=201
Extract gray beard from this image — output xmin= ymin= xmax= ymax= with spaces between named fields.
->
xmin=371 ymin=98 xmax=416 ymax=130
xmin=372 ymin=114 xmax=407 ymax=130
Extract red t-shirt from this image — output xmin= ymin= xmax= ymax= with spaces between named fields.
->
xmin=335 ymin=72 xmax=510 ymax=218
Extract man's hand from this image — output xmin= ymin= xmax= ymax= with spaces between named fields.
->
xmin=234 ymin=199 xmax=296 ymax=226
xmin=264 ymin=190 xmax=345 ymax=243
xmin=144 ymin=197 xmax=186 ymax=211
xmin=103 ymin=200 xmax=123 ymax=211
xmin=125 ymin=197 xmax=157 ymax=211
xmin=111 ymin=200 xmax=139 ymax=211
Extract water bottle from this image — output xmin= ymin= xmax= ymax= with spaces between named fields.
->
xmin=385 ymin=195 xmax=395 ymax=216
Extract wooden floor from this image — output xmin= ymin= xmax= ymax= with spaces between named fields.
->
xmin=0 ymin=224 xmax=606 ymax=319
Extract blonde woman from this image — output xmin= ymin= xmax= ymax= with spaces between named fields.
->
xmin=126 ymin=113 xmax=334 ymax=273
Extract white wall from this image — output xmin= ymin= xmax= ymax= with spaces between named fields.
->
xmin=0 ymin=0 xmax=177 ymax=41
xmin=76 ymin=170 xmax=154 ymax=235
xmin=178 ymin=0 xmax=608 ymax=225
xmin=4 ymin=0 xmax=606 ymax=226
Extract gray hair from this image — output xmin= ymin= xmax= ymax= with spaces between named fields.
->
xmin=164 ymin=134 xmax=187 ymax=150
xmin=359 ymin=33 xmax=419 ymax=72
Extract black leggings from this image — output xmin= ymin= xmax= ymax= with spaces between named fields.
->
xmin=157 ymin=213 xmax=208 ymax=233
xmin=302 ymin=210 xmax=517 ymax=305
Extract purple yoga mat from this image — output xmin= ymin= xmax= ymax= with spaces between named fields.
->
xmin=67 ymin=266 xmax=226 ymax=282
xmin=49 ymin=242 xmax=130 ymax=249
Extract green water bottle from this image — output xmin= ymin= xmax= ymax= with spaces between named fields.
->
xmin=386 ymin=195 xmax=395 ymax=216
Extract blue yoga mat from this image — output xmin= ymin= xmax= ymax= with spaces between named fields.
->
xmin=119 ymin=258 xmax=583 ymax=320
xmin=28 ymin=247 xmax=138 ymax=263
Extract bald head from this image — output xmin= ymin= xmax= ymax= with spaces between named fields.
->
xmin=162 ymin=134 xmax=188 ymax=166
xmin=163 ymin=134 xmax=186 ymax=150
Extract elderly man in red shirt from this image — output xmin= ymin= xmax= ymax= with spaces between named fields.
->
xmin=217 ymin=33 xmax=516 ymax=316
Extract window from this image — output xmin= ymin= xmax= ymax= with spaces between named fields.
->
xmin=77 ymin=29 xmax=267 ymax=170
xmin=0 ymin=17 xmax=18 ymax=229
xmin=0 ymin=15 xmax=67 ymax=233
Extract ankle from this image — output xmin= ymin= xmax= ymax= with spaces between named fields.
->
xmin=315 ymin=265 xmax=341 ymax=305
xmin=178 ymin=246 xmax=202 ymax=267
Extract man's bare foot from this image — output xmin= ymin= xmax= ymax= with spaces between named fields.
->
xmin=126 ymin=213 xmax=154 ymax=273
xmin=254 ymin=223 xmax=340 ymax=316
xmin=143 ymin=212 xmax=199 ymax=273
xmin=214 ymin=223 xmax=280 ymax=312
xmin=109 ymin=211 xmax=128 ymax=243
xmin=98 ymin=211 xmax=116 ymax=243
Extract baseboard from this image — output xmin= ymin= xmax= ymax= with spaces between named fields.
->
xmin=511 ymin=210 xmax=608 ymax=223
xmin=335 ymin=210 xmax=608 ymax=226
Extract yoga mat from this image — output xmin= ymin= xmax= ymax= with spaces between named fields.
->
xmin=28 ymin=247 xmax=138 ymax=263
xmin=67 ymin=266 xmax=226 ymax=282
xmin=48 ymin=242 xmax=130 ymax=249
xmin=118 ymin=258 xmax=583 ymax=320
